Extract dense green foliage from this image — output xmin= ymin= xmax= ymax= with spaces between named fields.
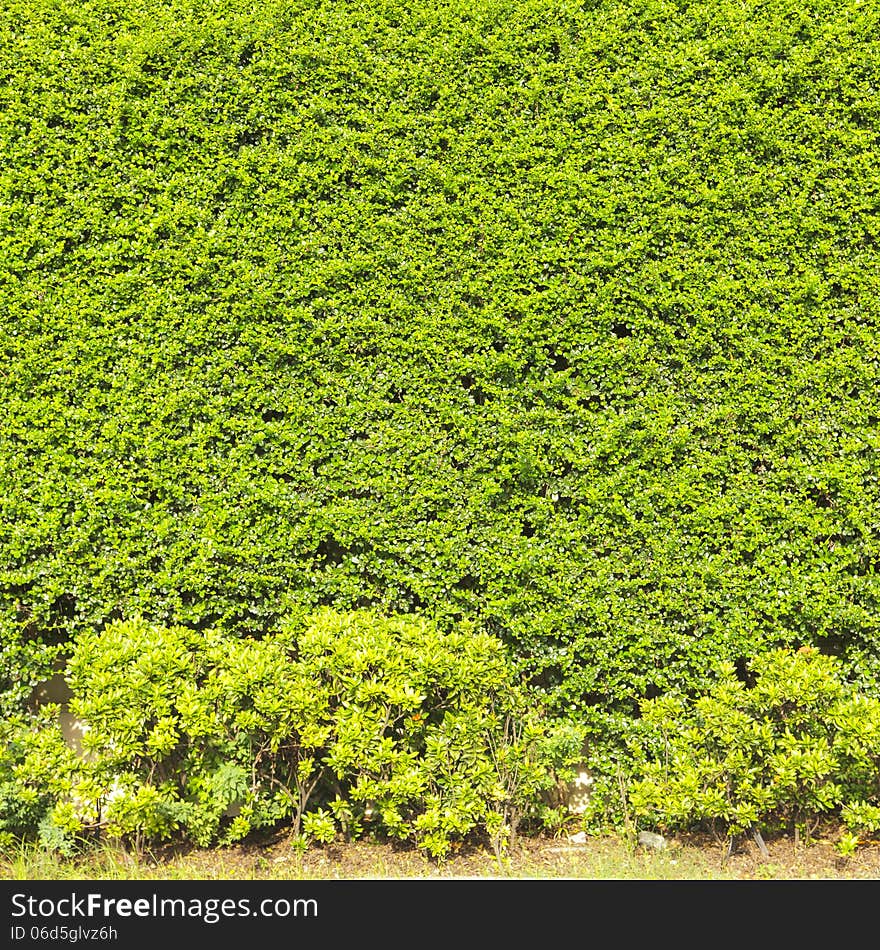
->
xmin=0 ymin=611 xmax=582 ymax=857
xmin=624 ymin=647 xmax=880 ymax=841
xmin=0 ymin=708 xmax=71 ymax=850
xmin=3 ymin=0 xmax=880 ymax=758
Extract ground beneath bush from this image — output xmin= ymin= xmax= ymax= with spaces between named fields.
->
xmin=120 ymin=821 xmax=880 ymax=881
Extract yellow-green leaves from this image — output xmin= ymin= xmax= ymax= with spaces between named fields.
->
xmin=7 ymin=609 xmax=573 ymax=857
xmin=627 ymin=647 xmax=880 ymax=843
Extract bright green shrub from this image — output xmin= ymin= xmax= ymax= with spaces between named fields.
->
xmin=25 ymin=610 xmax=580 ymax=858
xmin=0 ymin=708 xmax=81 ymax=854
xmin=626 ymin=647 xmax=880 ymax=843
xmin=291 ymin=608 xmax=578 ymax=857
xmin=63 ymin=616 xmax=321 ymax=848
xmin=841 ymin=801 xmax=880 ymax=843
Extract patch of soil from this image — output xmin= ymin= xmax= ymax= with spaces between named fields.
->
xmin=671 ymin=825 xmax=880 ymax=880
xmin=140 ymin=820 xmax=880 ymax=881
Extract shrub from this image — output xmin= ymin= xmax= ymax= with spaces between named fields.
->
xmin=626 ymin=647 xmax=880 ymax=845
xmin=21 ymin=609 xmax=583 ymax=859
xmin=62 ymin=616 xmax=323 ymax=849
xmin=0 ymin=708 xmax=81 ymax=854
xmin=291 ymin=608 xmax=584 ymax=857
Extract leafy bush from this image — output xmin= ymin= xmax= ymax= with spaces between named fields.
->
xmin=625 ymin=647 xmax=880 ymax=844
xmin=0 ymin=709 xmax=75 ymax=852
xmin=65 ymin=617 xmax=265 ymax=849
xmin=289 ymin=608 xmax=584 ymax=857
xmin=17 ymin=610 xmax=582 ymax=859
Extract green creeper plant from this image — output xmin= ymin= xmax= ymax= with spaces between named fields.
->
xmin=4 ymin=0 xmax=880 ymax=786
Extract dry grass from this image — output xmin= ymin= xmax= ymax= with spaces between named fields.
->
xmin=3 ymin=821 xmax=880 ymax=881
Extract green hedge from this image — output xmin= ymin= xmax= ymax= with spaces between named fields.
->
xmin=2 ymin=0 xmax=880 ymax=748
